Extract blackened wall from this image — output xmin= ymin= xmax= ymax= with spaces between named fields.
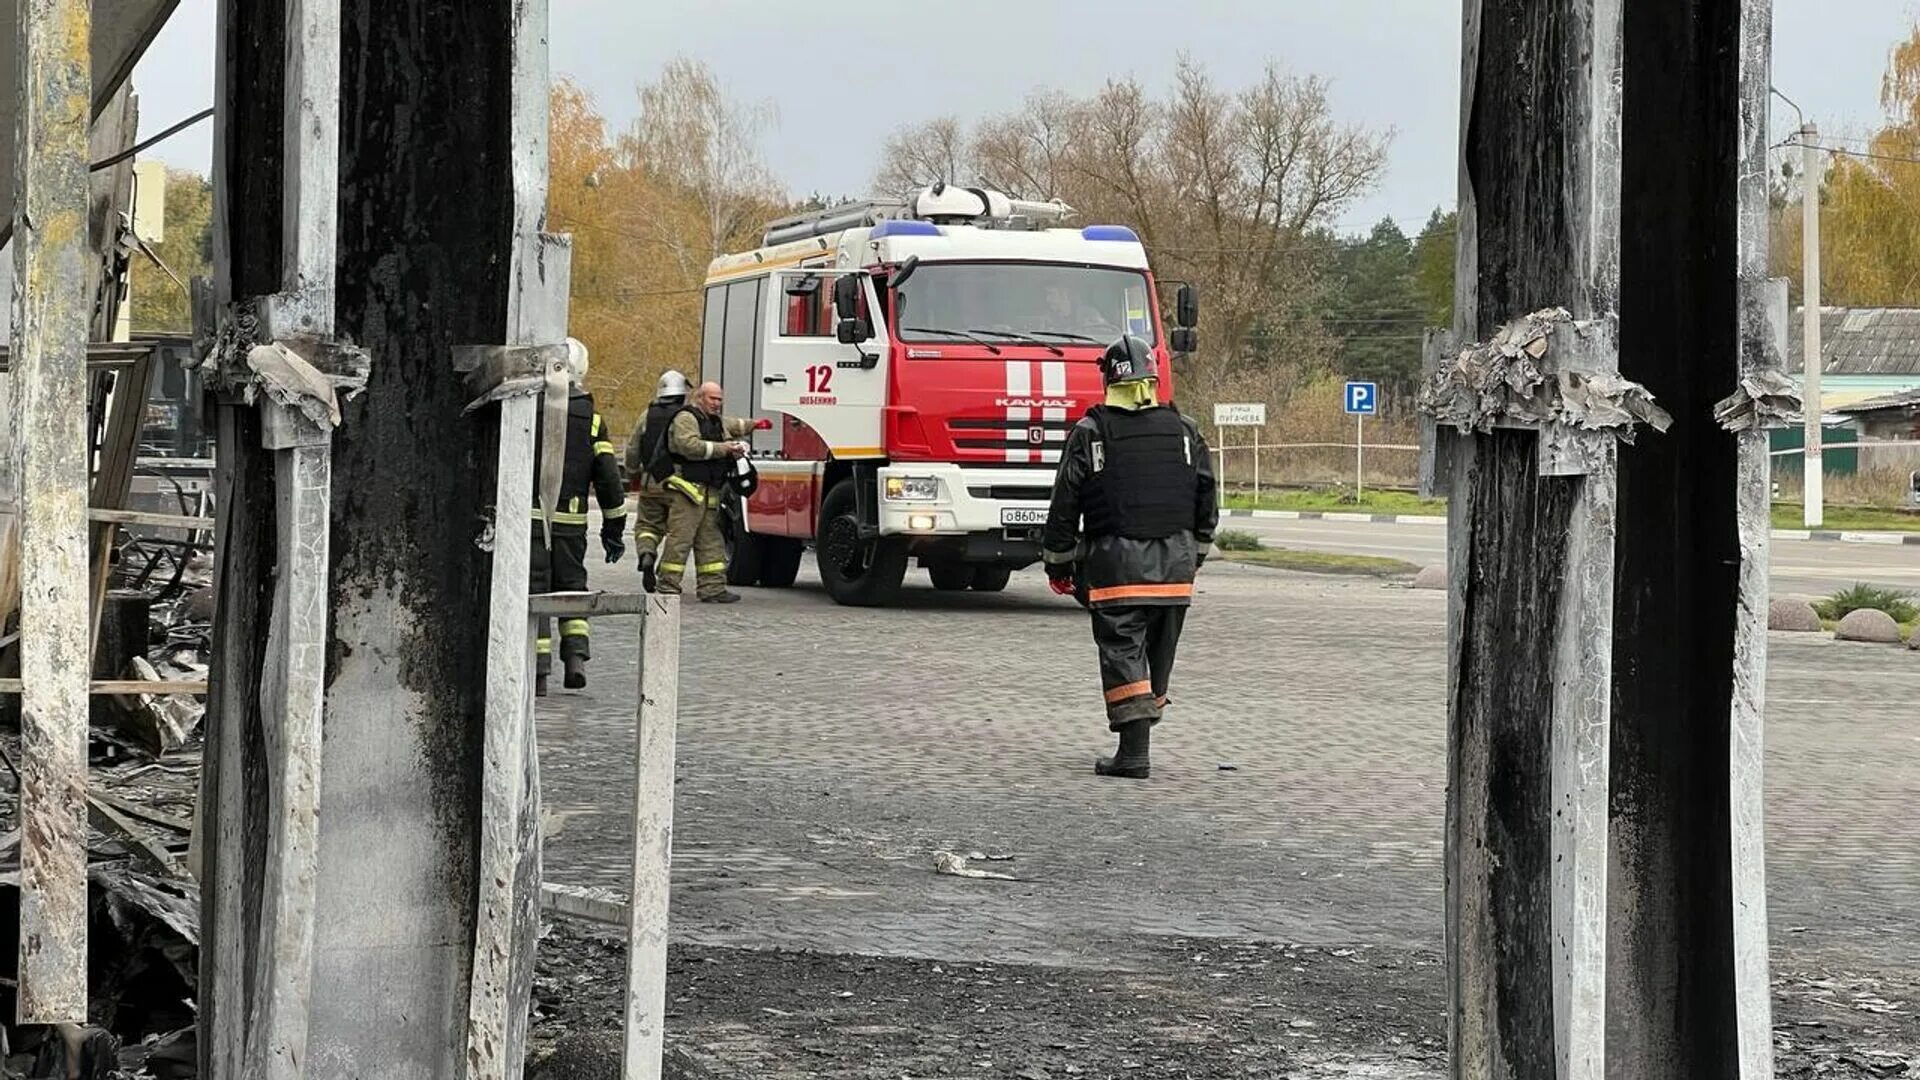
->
xmin=1611 ymin=1 xmax=1744 ymax=1076
xmin=1453 ymin=3 xmax=1589 ymax=1074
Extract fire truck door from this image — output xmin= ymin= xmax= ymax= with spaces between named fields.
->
xmin=762 ymin=270 xmax=889 ymax=450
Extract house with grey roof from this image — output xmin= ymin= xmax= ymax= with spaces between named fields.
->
xmin=1778 ymin=308 xmax=1920 ymax=476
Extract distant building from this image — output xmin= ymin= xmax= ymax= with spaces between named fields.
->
xmin=1834 ymin=387 xmax=1920 ymax=474
xmin=1780 ymin=308 xmax=1920 ymax=475
xmin=1786 ymin=307 xmax=1920 ymax=406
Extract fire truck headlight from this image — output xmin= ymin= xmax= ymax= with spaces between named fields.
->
xmin=907 ymin=514 xmax=937 ymax=532
xmin=885 ymin=476 xmax=940 ymax=502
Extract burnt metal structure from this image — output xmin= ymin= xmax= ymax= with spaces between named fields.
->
xmin=1434 ymin=1 xmax=1785 ymax=1078
xmin=200 ymin=0 xmax=563 ymax=1074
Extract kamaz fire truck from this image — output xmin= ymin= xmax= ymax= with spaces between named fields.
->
xmin=701 ymin=184 xmax=1198 ymax=607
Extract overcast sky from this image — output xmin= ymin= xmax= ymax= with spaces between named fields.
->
xmin=134 ymin=0 xmax=1920 ymax=234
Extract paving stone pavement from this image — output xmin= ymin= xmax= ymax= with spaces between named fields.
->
xmin=537 ymin=554 xmax=1920 ymax=977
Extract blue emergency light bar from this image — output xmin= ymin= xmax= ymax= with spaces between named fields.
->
xmin=870 ymin=220 xmax=944 ymax=239
xmin=1081 ymin=225 xmax=1141 ymax=242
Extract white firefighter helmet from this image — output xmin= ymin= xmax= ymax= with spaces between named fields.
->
xmin=564 ymin=337 xmax=590 ymax=385
xmin=657 ymin=369 xmax=692 ymax=399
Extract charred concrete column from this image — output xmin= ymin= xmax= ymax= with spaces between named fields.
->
xmin=203 ymin=0 xmax=545 ymax=1075
xmin=10 ymin=0 xmax=96 ymax=1025
xmin=1608 ymin=1 xmax=1779 ymax=1077
xmin=1437 ymin=2 xmax=1780 ymax=1078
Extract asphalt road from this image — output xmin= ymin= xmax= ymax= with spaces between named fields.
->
xmin=1228 ymin=515 xmax=1920 ymax=598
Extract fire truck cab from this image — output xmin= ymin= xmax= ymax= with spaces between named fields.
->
xmin=700 ymin=185 xmax=1197 ymax=607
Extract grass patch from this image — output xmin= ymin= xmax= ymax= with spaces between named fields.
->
xmin=1213 ymin=529 xmax=1264 ymax=552
xmin=1218 ymin=546 xmax=1420 ymax=578
xmin=1772 ymin=504 xmax=1920 ymax=533
xmin=1221 ymin=489 xmax=1447 ymax=515
xmin=1815 ymin=583 xmax=1919 ymax=624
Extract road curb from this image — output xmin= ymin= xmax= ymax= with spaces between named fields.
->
xmin=1221 ymin=509 xmax=1449 ymax=527
xmin=1224 ymin=509 xmax=1920 ymax=545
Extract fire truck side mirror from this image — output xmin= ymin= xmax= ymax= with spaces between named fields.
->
xmin=833 ymin=274 xmax=862 ymax=319
xmin=837 ymin=317 xmax=872 ymax=346
xmin=1169 ymin=327 xmax=1198 ymax=355
xmin=1175 ymin=283 xmax=1199 ymax=329
xmin=834 ymin=274 xmax=873 ymax=345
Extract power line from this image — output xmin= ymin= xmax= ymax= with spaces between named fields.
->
xmin=91 ymin=108 xmax=215 ymax=172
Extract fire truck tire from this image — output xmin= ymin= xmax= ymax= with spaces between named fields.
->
xmin=817 ymin=481 xmax=908 ymax=607
xmin=724 ymin=515 xmax=764 ymax=587
xmin=970 ymin=566 xmax=1013 ymax=593
xmin=759 ymin=539 xmax=804 ymax=589
xmin=926 ymin=562 xmax=976 ymax=591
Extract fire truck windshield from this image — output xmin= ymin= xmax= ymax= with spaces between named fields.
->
xmin=894 ymin=263 xmax=1156 ymax=351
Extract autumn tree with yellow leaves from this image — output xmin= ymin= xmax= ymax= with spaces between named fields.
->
xmin=549 ymin=61 xmax=790 ymax=432
xmin=1775 ymin=25 xmax=1920 ymax=306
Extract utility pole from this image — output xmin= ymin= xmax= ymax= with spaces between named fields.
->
xmin=1800 ymin=123 xmax=1823 ymax=527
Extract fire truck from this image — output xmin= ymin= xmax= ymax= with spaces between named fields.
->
xmin=700 ymin=184 xmax=1198 ymax=607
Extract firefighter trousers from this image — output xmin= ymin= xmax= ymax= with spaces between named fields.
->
xmin=631 ymin=489 xmax=672 ymax=558
xmin=658 ymin=490 xmax=728 ymax=599
xmin=530 ymin=525 xmax=590 ymax=672
xmin=1090 ymin=604 xmax=1188 ymax=729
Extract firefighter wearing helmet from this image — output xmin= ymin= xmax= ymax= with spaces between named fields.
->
xmin=1042 ymin=335 xmax=1217 ymax=779
xmin=624 ymin=368 xmax=694 ymax=593
xmin=656 ymin=380 xmax=768 ymax=603
xmin=530 ymin=337 xmax=628 ymax=695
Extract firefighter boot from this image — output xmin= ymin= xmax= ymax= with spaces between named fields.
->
xmin=1094 ymin=720 xmax=1151 ymax=780
xmin=564 ymin=655 xmax=588 ymax=690
xmin=638 ymin=551 xmax=658 ymax=594
xmin=535 ymin=672 xmax=549 ymax=697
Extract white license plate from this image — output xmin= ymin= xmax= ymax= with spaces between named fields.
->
xmin=1000 ymin=508 xmax=1048 ymax=526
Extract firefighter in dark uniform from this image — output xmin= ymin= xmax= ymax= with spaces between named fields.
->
xmin=624 ymin=369 xmax=692 ymax=593
xmin=658 ymin=380 xmax=763 ymax=603
xmin=1042 ymin=335 xmax=1217 ymax=779
xmin=531 ymin=338 xmax=628 ymax=695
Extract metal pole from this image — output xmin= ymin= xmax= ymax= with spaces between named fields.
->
xmin=1356 ymin=414 xmax=1365 ymax=500
xmin=12 ymin=0 xmax=95 ymax=1025
xmin=1252 ymin=427 xmax=1261 ymax=504
xmin=1801 ymin=123 xmax=1823 ymax=528
xmin=622 ymin=595 xmax=682 ymax=1080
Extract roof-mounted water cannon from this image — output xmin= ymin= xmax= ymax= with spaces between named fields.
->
xmin=908 ymin=183 xmax=1075 ymax=230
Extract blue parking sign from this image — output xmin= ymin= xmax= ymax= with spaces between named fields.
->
xmin=1344 ymin=381 xmax=1378 ymax=416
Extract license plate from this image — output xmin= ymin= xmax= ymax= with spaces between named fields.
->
xmin=1000 ymin=508 xmax=1048 ymax=526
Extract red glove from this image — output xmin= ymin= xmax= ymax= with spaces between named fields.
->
xmin=1048 ymin=576 xmax=1076 ymax=597
xmin=753 ymin=418 xmax=773 ymax=431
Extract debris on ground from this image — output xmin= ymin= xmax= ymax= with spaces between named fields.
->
xmin=932 ymin=850 xmax=1019 ymax=881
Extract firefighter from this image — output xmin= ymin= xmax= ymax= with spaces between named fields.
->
xmin=531 ymin=338 xmax=628 ymax=695
xmin=658 ymin=380 xmax=765 ymax=603
xmin=1042 ymin=335 xmax=1217 ymax=779
xmin=624 ymin=369 xmax=693 ymax=593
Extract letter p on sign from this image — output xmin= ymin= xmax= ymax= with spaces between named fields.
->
xmin=1344 ymin=381 xmax=1378 ymax=416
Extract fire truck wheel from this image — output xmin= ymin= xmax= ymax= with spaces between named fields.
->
xmin=817 ymin=481 xmax=908 ymax=607
xmin=724 ymin=514 xmax=765 ymax=587
xmin=926 ymin=562 xmax=976 ymax=592
xmin=970 ymin=566 xmax=1013 ymax=593
xmin=759 ymin=539 xmax=804 ymax=589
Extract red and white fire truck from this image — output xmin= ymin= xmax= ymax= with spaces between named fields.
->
xmin=700 ymin=184 xmax=1198 ymax=607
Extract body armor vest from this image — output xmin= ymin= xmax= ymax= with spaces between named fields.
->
xmin=1080 ymin=405 xmax=1196 ymax=540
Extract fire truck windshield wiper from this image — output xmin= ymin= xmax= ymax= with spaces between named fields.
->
xmin=902 ymin=327 xmax=1002 ymax=355
xmin=1026 ymin=331 xmax=1104 ymax=345
xmin=970 ymin=329 xmax=1065 ymax=356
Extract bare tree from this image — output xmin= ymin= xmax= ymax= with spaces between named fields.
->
xmin=873 ymin=116 xmax=969 ymax=198
xmin=869 ymin=57 xmax=1389 ymax=414
xmin=621 ymin=57 xmax=780 ymax=270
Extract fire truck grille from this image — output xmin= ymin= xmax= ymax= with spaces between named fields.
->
xmin=949 ymin=417 xmax=1074 ymax=453
xmin=967 ymin=485 xmax=1054 ymax=502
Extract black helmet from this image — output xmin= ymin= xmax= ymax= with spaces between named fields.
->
xmin=728 ymin=456 xmax=760 ymax=500
xmin=1100 ymin=335 xmax=1155 ymax=386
